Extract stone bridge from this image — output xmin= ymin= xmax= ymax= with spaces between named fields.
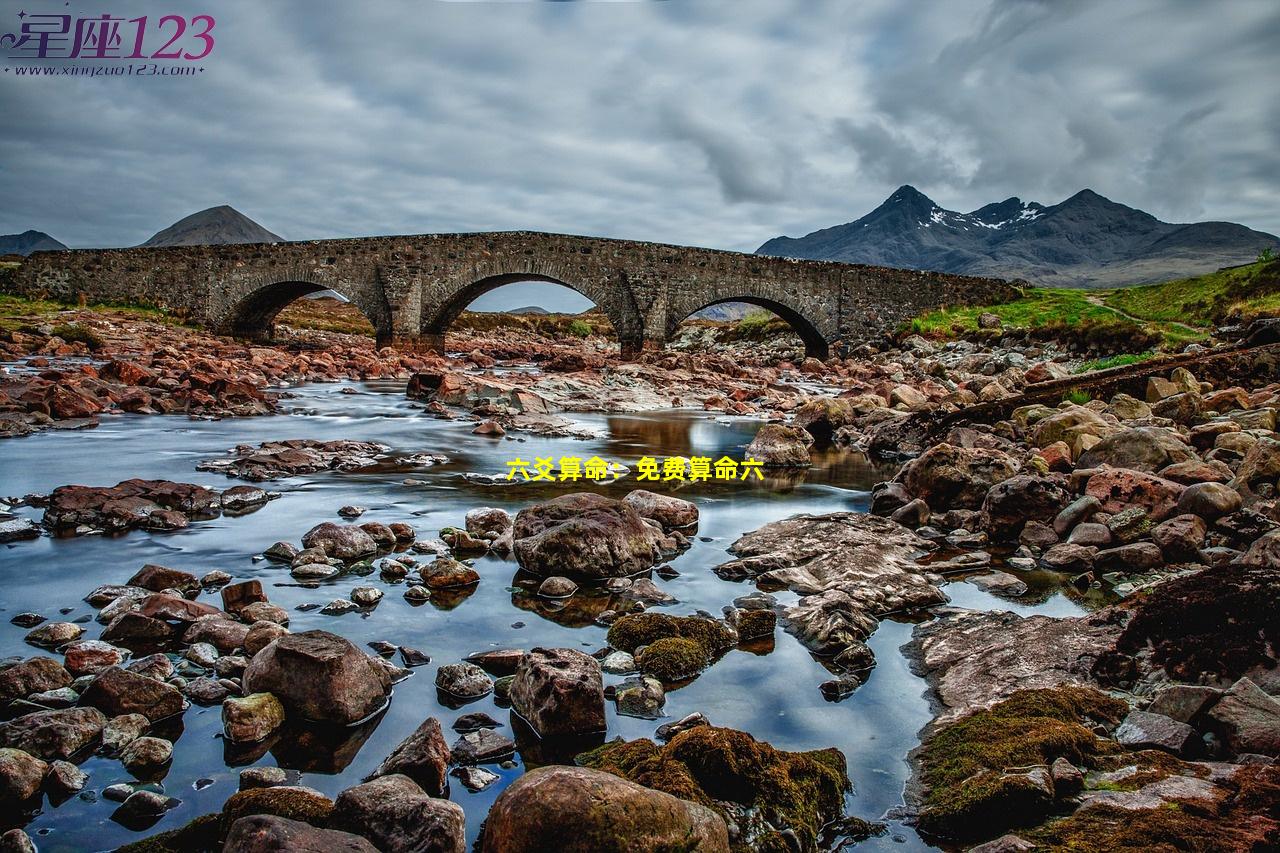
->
xmin=5 ymin=231 xmax=1019 ymax=358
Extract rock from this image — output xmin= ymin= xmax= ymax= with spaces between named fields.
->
xmin=419 ymin=556 xmax=480 ymax=589
xmin=0 ymin=706 xmax=106 ymax=759
xmin=350 ymin=586 xmax=383 ymax=607
xmin=744 ymin=423 xmax=813 ymax=466
xmin=239 ymin=766 xmax=291 ymax=790
xmin=600 ymin=651 xmax=636 ymax=674
xmin=223 ymin=692 xmax=286 ymax=743
xmin=1040 ymin=542 xmax=1097 ymax=572
xmin=1053 ymin=495 xmax=1102 ymax=536
xmin=242 ymin=630 xmax=392 ymax=725
xmin=1094 ymin=542 xmax=1164 ymax=573
xmin=113 ymin=788 xmax=178 ymax=823
xmin=620 ymin=489 xmax=699 ymax=530
xmin=359 ymin=522 xmax=396 ymax=548
xmin=1115 ymin=710 xmax=1196 ymax=754
xmin=450 ymin=728 xmax=515 ymax=764
xmin=185 ymin=676 xmax=230 ymax=705
xmin=512 ymin=493 xmax=665 ymax=579
xmin=183 ymin=617 xmax=250 ymax=654
xmin=79 ymin=666 xmax=185 ymax=722
xmin=1031 ymin=405 xmax=1115 ymax=449
xmin=0 ymin=829 xmax=35 ymax=853
xmin=201 ymin=569 xmax=232 ymax=587
xmin=434 ymin=662 xmax=493 ymax=700
xmin=0 ymin=747 xmax=47 ymax=803
xmin=900 ymin=443 xmax=1019 ymax=509
xmin=330 ymin=774 xmax=465 ymax=853
xmin=1151 ymin=514 xmax=1207 ymax=561
xmin=509 ymin=648 xmax=606 ymax=738
xmin=120 ymin=735 xmax=172 ymax=774
xmin=1106 ymin=506 xmax=1153 ymax=544
xmin=185 ymin=641 xmax=220 ymax=668
xmin=1066 ymin=522 xmax=1111 ymax=547
xmin=366 ymin=716 xmax=450 ymax=795
xmin=1177 ymin=482 xmax=1243 ymax=520
xmin=479 ymin=765 xmax=729 ymax=853
xmin=613 ymin=676 xmax=666 ymax=718
xmin=969 ymin=835 xmax=1037 ymax=853
xmin=301 ymin=522 xmax=378 ymax=560
xmin=0 ymin=657 xmax=72 ymax=702
xmin=1146 ymin=685 xmax=1223 ymax=724
xmin=473 ymin=418 xmax=505 ymax=436
xmin=981 ymin=475 xmax=1072 ymax=541
xmin=1019 ymin=520 xmax=1059 ymax=549
xmin=536 ymin=576 xmax=577 ymax=598
xmin=451 ymin=765 xmax=499 ymax=792
xmin=1151 ymin=391 xmax=1202 ymax=424
xmin=244 ymin=621 xmax=290 ymax=655
xmin=223 ymin=814 xmax=378 ymax=853
xmin=24 ymin=621 xmax=83 ymax=647
xmin=127 ymin=563 xmax=200 ymax=593
xmin=0 ymin=518 xmax=38 ymax=543
xmin=101 ymin=713 xmax=149 ymax=754
xmin=222 ymin=579 xmax=268 ymax=613
xmin=967 ymin=571 xmax=1028 ymax=597
xmin=45 ymin=759 xmax=87 ymax=794
xmin=655 ymin=712 xmax=710 ymax=742
xmin=1206 ymin=677 xmax=1280 ymax=756
xmin=1076 ymin=427 xmax=1198 ymax=473
xmin=320 ymin=599 xmax=360 ymax=616
xmin=1085 ymin=468 xmax=1184 ymax=521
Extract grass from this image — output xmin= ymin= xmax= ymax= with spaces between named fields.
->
xmin=1075 ymin=351 xmax=1156 ymax=373
xmin=1062 ymin=389 xmax=1093 ymax=405
xmin=0 ymin=292 xmax=182 ymax=333
xmin=1104 ymin=258 xmax=1280 ymax=326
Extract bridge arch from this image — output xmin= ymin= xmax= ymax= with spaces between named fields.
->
xmin=669 ymin=294 xmax=834 ymax=360
xmin=420 ymin=272 xmax=644 ymax=356
xmin=220 ymin=274 xmax=392 ymax=347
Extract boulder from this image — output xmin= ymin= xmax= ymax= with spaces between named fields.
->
xmin=621 ymin=489 xmax=699 ymax=530
xmin=242 ymin=631 xmax=392 ymax=725
xmin=126 ymin=564 xmax=199 ymax=593
xmin=365 ymin=716 xmax=451 ymax=796
xmin=1030 ymin=406 xmax=1115 ymax=449
xmin=1177 ymin=482 xmax=1243 ymax=520
xmin=0 ymin=707 xmax=106 ymax=759
xmin=479 ymin=765 xmax=729 ymax=853
xmin=900 ymin=443 xmax=1019 ymax=510
xmin=1076 ymin=427 xmax=1198 ymax=473
xmin=0 ymin=657 xmax=71 ymax=703
xmin=300 ymin=522 xmax=377 ymax=560
xmin=63 ymin=640 xmax=128 ymax=676
xmin=1206 ymin=678 xmax=1280 ymax=756
xmin=981 ymin=475 xmax=1072 ymax=541
xmin=1114 ymin=710 xmax=1195 ymax=755
xmin=512 ymin=493 xmax=664 ymax=579
xmin=509 ymin=648 xmax=606 ymax=738
xmin=1085 ymin=469 xmax=1185 ymax=521
xmin=330 ymin=774 xmax=466 ymax=853
xmin=223 ymin=693 xmax=286 ymax=743
xmin=1151 ymin=514 xmax=1207 ymax=562
xmin=223 ymin=815 xmax=377 ymax=853
xmin=78 ymin=666 xmax=185 ymax=722
xmin=0 ymin=748 xmax=47 ymax=803
xmin=743 ymin=424 xmax=813 ymax=467
xmin=434 ymin=663 xmax=492 ymax=700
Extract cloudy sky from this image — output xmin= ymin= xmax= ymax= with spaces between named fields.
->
xmin=3 ymin=0 xmax=1278 ymax=258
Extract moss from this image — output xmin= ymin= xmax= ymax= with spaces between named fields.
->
xmin=579 ymin=726 xmax=851 ymax=853
xmin=114 ymin=813 xmax=221 ymax=852
xmin=1028 ymin=765 xmax=1280 ymax=852
xmin=636 ymin=637 xmax=708 ymax=683
xmin=219 ymin=786 xmax=334 ymax=829
xmin=1095 ymin=564 xmax=1280 ymax=686
xmin=1087 ymin=749 xmax=1205 ymax=792
xmin=916 ymin=687 xmax=1127 ymax=843
xmin=607 ymin=613 xmax=736 ymax=659
xmin=50 ymin=322 xmax=104 ymax=350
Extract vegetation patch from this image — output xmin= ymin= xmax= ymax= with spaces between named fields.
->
xmin=49 ymin=322 xmax=104 ymax=350
xmin=1027 ymin=764 xmax=1280 ymax=852
xmin=635 ymin=636 xmax=708 ymax=682
xmin=607 ymin=612 xmax=737 ymax=659
xmin=916 ymin=687 xmax=1127 ymax=843
xmin=1075 ymin=351 xmax=1156 ymax=373
xmin=578 ymin=725 xmax=859 ymax=852
xmin=1094 ymin=564 xmax=1280 ymax=686
xmin=1105 ymin=257 xmax=1280 ymax=327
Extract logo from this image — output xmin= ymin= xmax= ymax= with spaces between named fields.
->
xmin=1 ymin=9 xmax=214 ymax=77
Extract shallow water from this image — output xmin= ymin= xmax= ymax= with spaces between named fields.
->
xmin=0 ymin=377 xmax=1088 ymax=852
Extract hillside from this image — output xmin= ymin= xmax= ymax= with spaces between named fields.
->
xmin=759 ymin=186 xmax=1279 ymax=288
xmin=0 ymin=230 xmax=68 ymax=256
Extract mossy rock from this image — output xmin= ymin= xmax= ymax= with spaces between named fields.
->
xmin=1028 ymin=764 xmax=1280 ymax=852
xmin=219 ymin=786 xmax=335 ymax=831
xmin=579 ymin=725 xmax=851 ymax=852
xmin=636 ymin=637 xmax=708 ymax=683
xmin=114 ymin=813 xmax=222 ymax=852
xmin=916 ymin=687 xmax=1127 ymax=843
xmin=606 ymin=613 xmax=736 ymax=659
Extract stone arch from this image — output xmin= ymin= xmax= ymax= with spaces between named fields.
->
xmin=420 ymin=272 xmax=644 ymax=356
xmin=669 ymin=295 xmax=833 ymax=360
xmin=221 ymin=275 xmax=392 ymax=346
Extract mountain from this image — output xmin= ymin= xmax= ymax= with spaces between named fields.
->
xmin=757 ymin=186 xmax=1280 ymax=288
xmin=0 ymin=230 xmax=68 ymax=256
xmin=140 ymin=205 xmax=282 ymax=247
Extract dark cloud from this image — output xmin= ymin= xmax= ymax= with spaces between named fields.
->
xmin=1 ymin=0 xmax=1276 ymax=252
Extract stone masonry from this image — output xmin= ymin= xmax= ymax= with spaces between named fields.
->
xmin=5 ymin=230 xmax=1019 ymax=358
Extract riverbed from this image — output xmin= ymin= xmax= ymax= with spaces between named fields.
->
xmin=0 ymin=376 xmax=1090 ymax=852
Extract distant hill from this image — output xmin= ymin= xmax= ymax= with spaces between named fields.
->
xmin=507 ymin=305 xmax=550 ymax=315
xmin=0 ymin=230 xmax=68 ymax=256
xmin=140 ymin=205 xmax=282 ymax=247
xmin=758 ymin=185 xmax=1280 ymax=288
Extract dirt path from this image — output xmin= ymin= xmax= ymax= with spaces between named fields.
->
xmin=1085 ymin=293 xmax=1205 ymax=338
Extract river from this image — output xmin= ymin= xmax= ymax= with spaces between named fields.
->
xmin=0 ymin=376 xmax=1089 ymax=852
